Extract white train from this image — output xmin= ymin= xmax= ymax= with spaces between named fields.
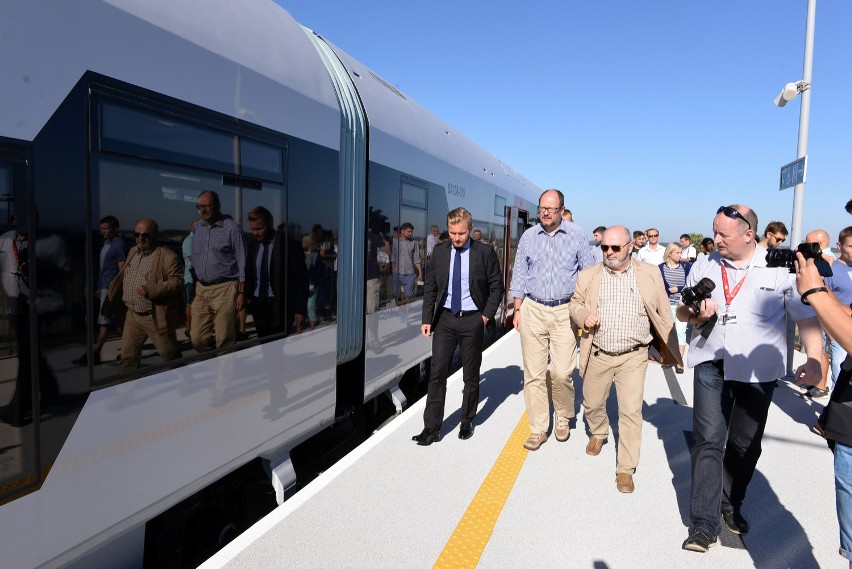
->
xmin=0 ymin=1 xmax=541 ymax=567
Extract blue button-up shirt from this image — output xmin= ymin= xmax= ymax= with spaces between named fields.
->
xmin=191 ymin=215 xmax=247 ymax=283
xmin=509 ymin=220 xmax=594 ymax=301
xmin=442 ymin=238 xmax=478 ymax=311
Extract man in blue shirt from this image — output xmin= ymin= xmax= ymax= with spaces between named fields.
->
xmin=509 ymin=189 xmax=594 ymax=450
xmin=190 ymin=190 xmax=246 ymax=351
xmin=822 ymin=226 xmax=852 ymax=394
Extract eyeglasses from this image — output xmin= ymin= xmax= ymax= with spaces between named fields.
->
xmin=600 ymin=243 xmax=631 ymax=253
xmin=716 ymin=206 xmax=752 ymax=229
xmin=134 ymin=232 xmax=151 ymax=239
xmin=196 ymin=204 xmax=215 ymax=211
xmin=647 ymin=233 xmax=659 ymax=238
xmin=537 ymin=206 xmax=562 ymax=214
xmin=771 ymin=233 xmax=786 ymax=244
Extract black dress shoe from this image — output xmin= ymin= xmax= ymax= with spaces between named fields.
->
xmin=459 ymin=422 xmax=474 ymax=440
xmin=412 ymin=428 xmax=440 ymax=446
xmin=722 ymin=509 xmax=749 ymax=535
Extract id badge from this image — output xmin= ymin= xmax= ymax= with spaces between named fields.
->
xmin=721 ymin=311 xmax=737 ymax=325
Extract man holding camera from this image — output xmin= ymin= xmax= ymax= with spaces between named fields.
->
xmin=677 ymin=204 xmax=823 ymax=553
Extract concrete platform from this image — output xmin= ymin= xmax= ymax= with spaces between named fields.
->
xmin=201 ymin=330 xmax=841 ymax=569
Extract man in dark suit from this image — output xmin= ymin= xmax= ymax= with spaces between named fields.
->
xmin=245 ymin=206 xmax=307 ymax=338
xmin=413 ymin=207 xmax=504 ymax=445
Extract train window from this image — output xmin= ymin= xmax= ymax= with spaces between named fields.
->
xmin=400 ymin=181 xmax=427 ymax=209
xmin=100 ymin=102 xmax=238 ymax=175
xmin=240 ymin=139 xmax=285 ymax=183
xmin=494 ymin=194 xmax=506 ymax=217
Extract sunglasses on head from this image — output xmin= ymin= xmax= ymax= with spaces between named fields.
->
xmin=717 ymin=206 xmax=751 ymax=229
xmin=601 ymin=243 xmax=630 ymax=253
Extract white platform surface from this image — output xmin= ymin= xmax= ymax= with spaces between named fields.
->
xmin=201 ymin=330 xmax=841 ymax=569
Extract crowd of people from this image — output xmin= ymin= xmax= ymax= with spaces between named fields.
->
xmin=411 ymin=190 xmax=852 ymax=565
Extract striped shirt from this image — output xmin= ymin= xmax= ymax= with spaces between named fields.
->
xmin=191 ymin=215 xmax=246 ymax=283
xmin=661 ymin=262 xmax=687 ymax=305
xmin=594 ymin=263 xmax=652 ymax=353
xmin=509 ymin=220 xmax=594 ymax=301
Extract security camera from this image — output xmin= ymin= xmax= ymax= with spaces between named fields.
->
xmin=774 ymin=81 xmax=808 ymax=107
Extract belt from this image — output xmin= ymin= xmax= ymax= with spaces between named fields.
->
xmin=133 ymin=309 xmax=153 ymax=317
xmin=526 ymin=293 xmax=571 ymax=307
xmin=197 ymin=277 xmax=237 ymax=287
xmin=442 ymin=307 xmax=479 ymax=318
xmin=593 ymin=344 xmax=648 ymax=357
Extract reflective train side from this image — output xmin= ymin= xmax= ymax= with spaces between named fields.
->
xmin=0 ymin=1 xmax=541 ymax=567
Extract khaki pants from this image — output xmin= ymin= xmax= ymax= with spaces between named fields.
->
xmin=582 ymin=347 xmax=648 ymax=474
xmin=519 ymin=300 xmax=576 ymax=434
xmin=120 ymin=309 xmax=180 ymax=372
xmin=191 ymin=281 xmax=238 ymax=351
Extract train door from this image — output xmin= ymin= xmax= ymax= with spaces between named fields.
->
xmin=500 ymin=206 xmax=529 ymax=328
xmin=0 ymin=144 xmax=40 ymax=502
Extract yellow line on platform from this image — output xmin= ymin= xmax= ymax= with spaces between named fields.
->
xmin=433 ymin=413 xmax=530 ymax=569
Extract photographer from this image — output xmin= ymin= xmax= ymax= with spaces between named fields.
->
xmin=796 ymin=218 xmax=852 ymax=569
xmin=676 ymin=204 xmax=823 ymax=553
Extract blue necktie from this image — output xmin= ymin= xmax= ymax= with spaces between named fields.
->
xmin=258 ymin=241 xmax=270 ymax=298
xmin=451 ymin=247 xmax=462 ymax=314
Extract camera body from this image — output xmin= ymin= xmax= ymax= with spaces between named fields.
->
xmin=681 ymin=277 xmax=716 ymax=316
xmin=765 ymin=242 xmax=833 ymax=277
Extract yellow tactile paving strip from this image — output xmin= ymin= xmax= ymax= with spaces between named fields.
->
xmin=433 ymin=413 xmax=530 ymax=569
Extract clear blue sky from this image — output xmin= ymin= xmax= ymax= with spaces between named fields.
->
xmin=277 ymin=1 xmax=850 ymax=245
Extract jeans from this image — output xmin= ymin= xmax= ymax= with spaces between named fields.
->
xmin=836 ymin=443 xmax=852 ymax=561
xmin=830 ymin=339 xmax=848 ymax=391
xmin=689 ymin=360 xmax=776 ymax=536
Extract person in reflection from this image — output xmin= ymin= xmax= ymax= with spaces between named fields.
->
xmin=190 ymin=190 xmax=246 ymax=351
xmin=413 ymin=207 xmax=503 ymax=445
xmin=73 ymin=215 xmax=125 ymax=366
xmin=105 ymin=218 xmax=183 ymax=372
xmin=392 ymin=222 xmax=422 ymax=303
xmin=244 ymin=206 xmax=307 ymax=337
xmin=0 ymin=217 xmax=60 ymax=425
xmin=181 ymin=219 xmax=197 ymax=339
xmin=570 ymin=226 xmax=681 ymax=493
xmin=756 ymin=220 xmax=788 ymax=250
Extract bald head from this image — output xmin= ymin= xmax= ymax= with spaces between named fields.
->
xmin=805 ymin=229 xmax=831 ymax=249
xmin=603 ymin=225 xmax=631 ymax=244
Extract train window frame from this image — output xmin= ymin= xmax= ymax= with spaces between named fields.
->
xmin=85 ymin=79 xmax=293 ymax=390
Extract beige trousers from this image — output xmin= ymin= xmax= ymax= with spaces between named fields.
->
xmin=582 ymin=347 xmax=648 ymax=474
xmin=519 ymin=300 xmax=576 ymax=434
xmin=191 ymin=280 xmax=238 ymax=351
xmin=120 ymin=309 xmax=180 ymax=372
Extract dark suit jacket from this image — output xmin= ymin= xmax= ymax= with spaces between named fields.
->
xmin=245 ymin=230 xmax=309 ymax=331
xmin=422 ymin=239 xmax=504 ymax=327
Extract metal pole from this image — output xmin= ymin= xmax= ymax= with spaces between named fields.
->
xmin=790 ymin=0 xmax=816 ymax=247
xmin=787 ymin=0 xmax=816 ymax=377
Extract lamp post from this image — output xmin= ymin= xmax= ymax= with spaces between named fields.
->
xmin=775 ymin=0 xmax=816 ymax=377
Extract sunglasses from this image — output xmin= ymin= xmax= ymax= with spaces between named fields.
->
xmin=601 ymin=243 xmax=630 ymax=253
xmin=646 ymin=233 xmax=659 ymax=238
xmin=134 ymin=232 xmax=151 ymax=239
xmin=717 ymin=206 xmax=751 ymax=229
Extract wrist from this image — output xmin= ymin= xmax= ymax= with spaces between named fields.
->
xmin=800 ymin=286 xmax=828 ymax=305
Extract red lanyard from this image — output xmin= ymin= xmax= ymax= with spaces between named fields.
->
xmin=720 ymin=264 xmax=746 ymax=306
xmin=12 ymin=238 xmax=26 ymax=265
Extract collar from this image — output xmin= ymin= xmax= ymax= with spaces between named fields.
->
xmin=454 ymin=238 xmax=471 ymax=252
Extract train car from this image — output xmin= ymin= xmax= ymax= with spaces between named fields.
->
xmin=0 ymin=1 xmax=541 ymax=567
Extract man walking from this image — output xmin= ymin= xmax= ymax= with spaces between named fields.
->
xmin=509 ymin=189 xmax=594 ymax=450
xmin=413 ymin=208 xmax=503 ymax=445
xmin=570 ymin=226 xmax=680 ymax=492
xmin=678 ymin=204 xmax=822 ymax=552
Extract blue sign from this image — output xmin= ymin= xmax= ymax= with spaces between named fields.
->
xmin=779 ymin=156 xmax=807 ymax=190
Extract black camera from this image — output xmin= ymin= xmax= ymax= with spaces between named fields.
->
xmin=682 ymin=278 xmax=717 ymax=339
xmin=681 ymin=278 xmax=716 ymax=315
xmin=765 ymin=242 xmax=833 ymax=277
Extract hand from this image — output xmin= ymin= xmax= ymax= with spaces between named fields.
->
xmin=794 ymin=357 xmax=822 ymax=387
xmin=696 ymin=298 xmax=717 ymax=319
xmin=513 ymin=309 xmax=521 ymax=330
xmin=584 ymin=314 xmax=600 ymax=331
xmin=235 ymin=292 xmax=244 ymax=311
xmin=421 ymin=324 xmax=432 ymax=337
xmin=669 ymin=286 xmax=678 ymax=294
xmin=795 ymin=253 xmax=826 ymax=294
xmin=481 ymin=315 xmax=488 ymax=327
xmin=135 ymin=285 xmax=148 ymax=297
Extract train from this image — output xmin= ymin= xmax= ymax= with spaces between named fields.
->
xmin=0 ymin=1 xmax=542 ymax=567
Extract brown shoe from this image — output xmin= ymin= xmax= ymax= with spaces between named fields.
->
xmin=616 ymin=473 xmax=635 ymax=493
xmin=554 ymin=414 xmax=570 ymax=442
xmin=585 ymin=437 xmax=604 ymax=456
xmin=523 ymin=432 xmax=548 ymax=451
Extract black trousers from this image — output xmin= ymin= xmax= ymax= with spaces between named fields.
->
xmin=423 ymin=309 xmax=484 ymax=430
xmin=248 ymin=297 xmax=286 ymax=338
